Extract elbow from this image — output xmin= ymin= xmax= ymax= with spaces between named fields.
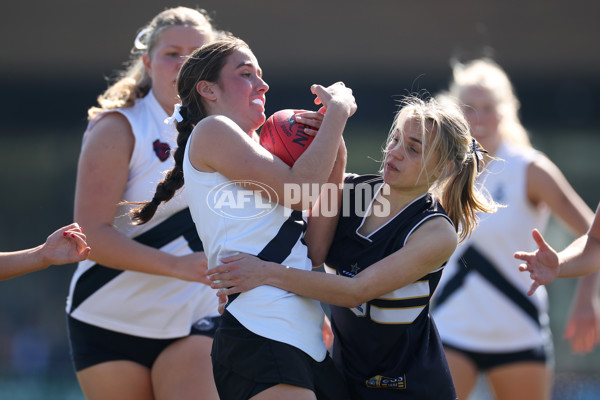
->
xmin=288 ymin=203 xmax=308 ymax=212
xmin=291 ymin=169 xmax=328 ymax=191
xmin=340 ymin=289 xmax=369 ymax=308
xmin=307 ymin=249 xmax=326 ymax=267
xmin=306 ymin=242 xmax=332 ymax=268
xmin=73 ymin=222 xmax=112 ymax=249
xmin=309 ymin=258 xmax=324 ymax=269
xmin=344 ymin=281 xmax=372 ymax=307
xmin=343 ymin=297 xmax=366 ymax=309
xmin=310 ymin=259 xmax=325 ymax=269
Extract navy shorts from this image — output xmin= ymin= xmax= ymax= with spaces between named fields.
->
xmin=443 ymin=342 xmax=553 ymax=371
xmin=67 ymin=314 xmax=220 ymax=371
xmin=212 ymin=311 xmax=349 ymax=400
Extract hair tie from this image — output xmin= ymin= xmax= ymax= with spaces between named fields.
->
xmin=470 ymin=138 xmax=488 ymax=172
xmin=164 ymin=103 xmax=184 ymax=125
xmin=134 ymin=28 xmax=150 ymax=51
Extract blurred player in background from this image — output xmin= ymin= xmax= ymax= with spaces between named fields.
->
xmin=431 ymin=58 xmax=599 ymax=400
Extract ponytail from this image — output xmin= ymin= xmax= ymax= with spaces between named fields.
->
xmin=438 ymin=143 xmax=497 ymax=243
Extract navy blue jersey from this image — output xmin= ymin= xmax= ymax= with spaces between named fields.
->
xmin=325 ymin=174 xmax=457 ymax=399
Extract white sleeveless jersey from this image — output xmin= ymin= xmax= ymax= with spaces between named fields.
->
xmin=432 ymin=141 xmax=552 ymax=352
xmin=183 ymin=140 xmax=327 ymax=362
xmin=66 ymin=91 xmax=219 ymax=339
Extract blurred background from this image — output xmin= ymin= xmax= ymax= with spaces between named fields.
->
xmin=0 ymin=1 xmax=598 ymax=398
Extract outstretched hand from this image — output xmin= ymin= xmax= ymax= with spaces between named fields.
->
xmin=514 ymin=229 xmax=560 ymax=295
xmin=42 ymin=223 xmax=91 ymax=266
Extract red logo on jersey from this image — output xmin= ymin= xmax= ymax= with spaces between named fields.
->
xmin=153 ymin=139 xmax=171 ymax=162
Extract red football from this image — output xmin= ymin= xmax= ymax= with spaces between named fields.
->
xmin=259 ymin=109 xmax=315 ymax=166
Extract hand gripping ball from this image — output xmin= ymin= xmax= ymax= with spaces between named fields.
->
xmin=259 ymin=109 xmax=315 ymax=166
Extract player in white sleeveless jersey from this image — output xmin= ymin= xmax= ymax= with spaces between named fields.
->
xmin=66 ymin=8 xmax=222 ymax=400
xmin=432 ymin=58 xmax=597 ymax=400
xmin=183 ymin=164 xmax=327 ymax=360
xmin=67 ymin=90 xmax=218 ymax=339
xmin=433 ymin=143 xmax=554 ymax=359
xmin=132 ymin=37 xmax=357 ymax=400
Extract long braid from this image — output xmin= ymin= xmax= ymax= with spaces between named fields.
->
xmin=130 ymin=103 xmax=201 ymax=224
xmin=130 ymin=36 xmax=248 ymax=225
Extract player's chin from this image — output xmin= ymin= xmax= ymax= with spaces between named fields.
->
xmin=250 ymin=116 xmax=266 ymax=130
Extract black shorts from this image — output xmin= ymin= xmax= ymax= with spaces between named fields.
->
xmin=443 ymin=342 xmax=553 ymax=371
xmin=67 ymin=314 xmax=220 ymax=371
xmin=212 ymin=311 xmax=349 ymax=400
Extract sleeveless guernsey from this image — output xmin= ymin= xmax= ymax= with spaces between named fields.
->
xmin=433 ymin=141 xmax=552 ymax=352
xmin=182 ymin=138 xmax=327 ymax=361
xmin=66 ymin=91 xmax=219 ymax=338
xmin=326 ymin=174 xmax=457 ymax=399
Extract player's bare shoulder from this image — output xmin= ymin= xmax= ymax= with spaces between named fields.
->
xmin=410 ymin=215 xmax=457 ymax=259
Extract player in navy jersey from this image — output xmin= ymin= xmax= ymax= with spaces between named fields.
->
xmin=208 ymin=95 xmax=498 ymax=399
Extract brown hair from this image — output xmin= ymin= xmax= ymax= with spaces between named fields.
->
xmin=131 ymin=36 xmax=250 ymax=224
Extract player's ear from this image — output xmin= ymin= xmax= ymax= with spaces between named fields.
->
xmin=196 ymin=81 xmax=217 ymax=101
xmin=142 ymin=54 xmax=151 ymax=74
